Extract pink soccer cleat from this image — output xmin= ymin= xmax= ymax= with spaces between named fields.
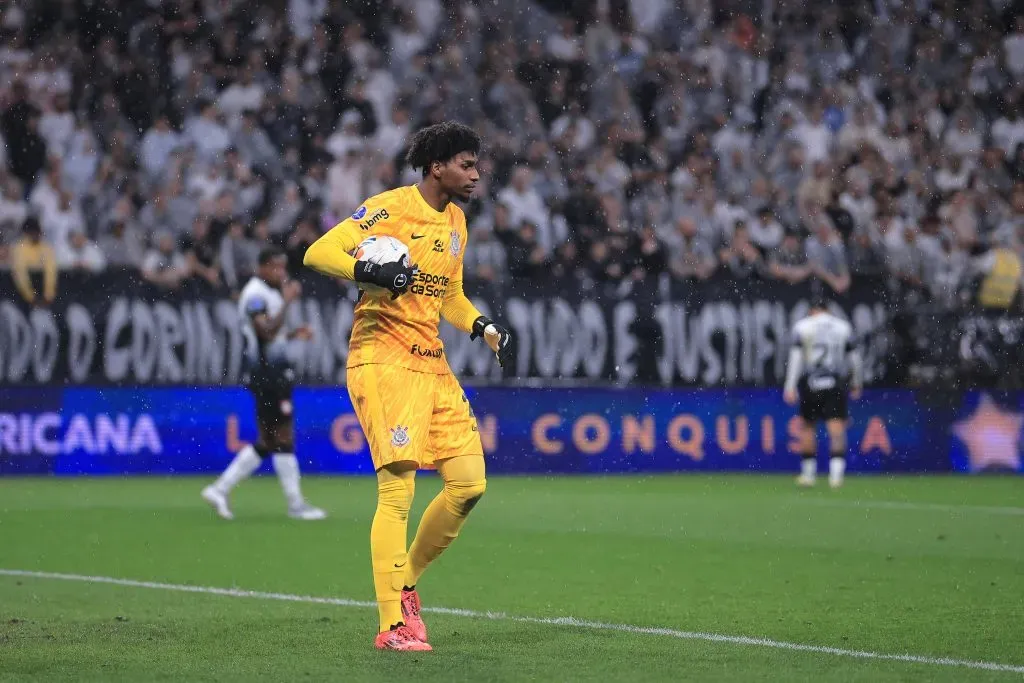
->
xmin=401 ymin=588 xmax=428 ymax=642
xmin=374 ymin=625 xmax=432 ymax=651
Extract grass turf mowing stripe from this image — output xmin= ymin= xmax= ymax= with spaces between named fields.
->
xmin=2 ymin=569 xmax=1023 ymax=675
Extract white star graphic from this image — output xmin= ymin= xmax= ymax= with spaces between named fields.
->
xmin=951 ymin=394 xmax=1024 ymax=472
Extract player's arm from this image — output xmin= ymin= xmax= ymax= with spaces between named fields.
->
xmin=441 ymin=239 xmax=514 ymax=369
xmin=250 ymin=281 xmax=301 ymax=342
xmin=302 ymin=219 xmax=363 ymax=280
xmin=847 ymin=339 xmax=863 ymax=399
xmin=782 ymin=333 xmax=802 ymax=406
xmin=303 ymin=211 xmax=415 ymax=297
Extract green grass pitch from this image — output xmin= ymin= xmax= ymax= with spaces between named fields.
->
xmin=0 ymin=475 xmax=1022 ymax=682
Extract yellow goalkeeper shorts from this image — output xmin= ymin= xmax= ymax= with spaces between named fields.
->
xmin=347 ymin=363 xmax=483 ymax=471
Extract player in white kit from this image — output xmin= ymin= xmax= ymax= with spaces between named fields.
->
xmin=783 ymin=296 xmax=863 ymax=488
xmin=202 ymin=247 xmax=326 ymax=520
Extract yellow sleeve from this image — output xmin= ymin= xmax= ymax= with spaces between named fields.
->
xmin=441 ymin=225 xmax=483 ymax=334
xmin=11 ymin=242 xmax=36 ymax=302
xmin=303 ymin=191 xmax=405 ymax=280
xmin=42 ymin=245 xmax=57 ymax=301
xmin=302 ymin=219 xmax=363 ymax=280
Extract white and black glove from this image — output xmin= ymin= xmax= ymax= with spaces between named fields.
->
xmin=354 ymin=260 xmax=417 ymax=299
xmin=471 ymin=315 xmax=514 ymax=369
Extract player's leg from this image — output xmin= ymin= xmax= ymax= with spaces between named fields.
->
xmin=269 ymin=418 xmax=326 ymax=520
xmin=401 ymin=378 xmax=486 ymax=642
xmin=796 ymin=384 xmax=820 ymax=486
xmin=371 ymin=462 xmax=429 ymax=651
xmin=797 ymin=418 xmax=818 ymax=486
xmin=405 ymin=454 xmax=486 ymax=587
xmin=824 ymin=419 xmax=847 ymax=487
xmin=822 ymin=386 xmax=849 ymax=488
xmin=348 ymin=364 xmax=433 ymax=650
xmin=202 ymin=379 xmax=274 ymax=519
xmin=372 ymin=462 xmax=417 ymax=629
xmin=202 ymin=442 xmax=265 ymax=519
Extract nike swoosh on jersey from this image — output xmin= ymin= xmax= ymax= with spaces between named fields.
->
xmin=411 ymin=234 xmax=426 ymax=239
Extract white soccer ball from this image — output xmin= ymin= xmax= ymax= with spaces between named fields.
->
xmin=352 ymin=235 xmax=412 ymax=295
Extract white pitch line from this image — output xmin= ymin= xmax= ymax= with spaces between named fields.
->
xmin=2 ymin=569 xmax=1022 ymax=675
xmin=798 ymin=499 xmax=1024 ymax=516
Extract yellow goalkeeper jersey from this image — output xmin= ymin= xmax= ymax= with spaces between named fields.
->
xmin=304 ymin=185 xmax=483 ymax=374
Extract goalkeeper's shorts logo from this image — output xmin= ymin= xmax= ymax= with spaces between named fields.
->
xmin=390 ymin=425 xmax=410 ymax=448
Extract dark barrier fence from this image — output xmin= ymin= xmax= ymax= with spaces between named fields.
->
xmin=4 ymin=270 xmax=1022 ymax=388
xmin=2 ymin=270 xmax=893 ymax=386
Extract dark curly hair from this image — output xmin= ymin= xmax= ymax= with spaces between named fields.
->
xmin=405 ymin=122 xmax=481 ymax=176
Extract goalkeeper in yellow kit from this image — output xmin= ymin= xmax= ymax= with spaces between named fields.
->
xmin=303 ymin=122 xmax=513 ymax=652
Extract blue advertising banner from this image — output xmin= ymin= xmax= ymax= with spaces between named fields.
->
xmin=0 ymin=387 xmax=1021 ymax=476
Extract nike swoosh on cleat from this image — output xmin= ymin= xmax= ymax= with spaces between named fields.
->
xmin=411 ymin=235 xmax=426 ymax=239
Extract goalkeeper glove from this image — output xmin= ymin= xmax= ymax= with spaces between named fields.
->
xmin=471 ymin=316 xmax=513 ymax=369
xmin=354 ymin=260 xmax=417 ymax=299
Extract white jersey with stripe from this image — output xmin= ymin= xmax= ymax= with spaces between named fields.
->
xmin=790 ymin=312 xmax=854 ymax=390
xmin=238 ymin=276 xmax=288 ymax=367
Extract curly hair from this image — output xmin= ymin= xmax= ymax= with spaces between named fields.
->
xmin=405 ymin=121 xmax=481 ymax=176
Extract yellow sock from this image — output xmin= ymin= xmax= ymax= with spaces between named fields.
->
xmin=371 ymin=467 xmax=415 ymax=632
xmin=405 ymin=455 xmax=486 ymax=587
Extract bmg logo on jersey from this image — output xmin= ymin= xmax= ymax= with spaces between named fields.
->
xmin=410 ymin=271 xmax=450 ymax=298
xmin=358 ymin=208 xmax=389 ymax=230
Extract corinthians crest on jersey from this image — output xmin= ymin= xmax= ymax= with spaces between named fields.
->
xmin=449 ymin=229 xmax=461 ymax=257
xmin=390 ymin=425 xmax=410 ymax=447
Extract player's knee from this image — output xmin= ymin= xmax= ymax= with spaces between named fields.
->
xmin=443 ymin=479 xmax=486 ymax=518
xmin=376 ymin=479 xmax=413 ymax=522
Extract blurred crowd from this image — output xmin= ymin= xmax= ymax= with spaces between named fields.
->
xmin=1 ymin=0 xmax=1023 ymax=311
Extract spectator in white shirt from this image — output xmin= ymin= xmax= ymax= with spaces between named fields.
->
xmin=372 ymin=106 xmax=411 ymax=161
xmin=327 ymin=147 xmax=367 ymax=216
xmin=747 ymin=206 xmax=784 ymax=251
xmin=991 ymin=102 xmax=1024 ymax=159
xmin=28 ymin=164 xmax=62 ymax=218
xmin=838 ymin=167 xmax=877 ymax=233
xmin=56 ymin=228 xmax=105 ymax=272
xmin=585 ymin=144 xmax=632 ymax=201
xmin=37 ymin=92 xmax=74 ymax=157
xmin=41 ymin=190 xmax=85 ymax=252
xmin=497 ymin=166 xmax=552 ymax=253
xmin=141 ymin=230 xmax=189 ymax=289
xmin=185 ymin=102 xmax=231 ymax=164
xmin=1002 ymin=15 xmax=1024 ymax=78
xmin=187 ymin=161 xmax=228 ymax=203
xmin=943 ymin=113 xmax=983 ymax=160
xmin=836 ymin=104 xmax=883 ymax=155
xmin=287 ymin=0 xmax=327 ymax=43
xmin=550 ymin=101 xmax=596 ymax=154
xmin=217 ymin=66 xmax=265 ymax=125
xmin=934 ymin=155 xmax=972 ymax=195
xmin=793 ymin=104 xmax=833 ymax=163
xmin=139 ymin=115 xmax=182 ymax=181
xmin=547 ymin=16 xmax=582 ymax=62
xmin=325 ymin=109 xmax=366 ymax=160
xmin=0 ymin=177 xmax=28 ymax=238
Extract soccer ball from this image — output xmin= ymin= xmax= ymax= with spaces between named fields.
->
xmin=352 ymin=235 xmax=412 ymax=295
